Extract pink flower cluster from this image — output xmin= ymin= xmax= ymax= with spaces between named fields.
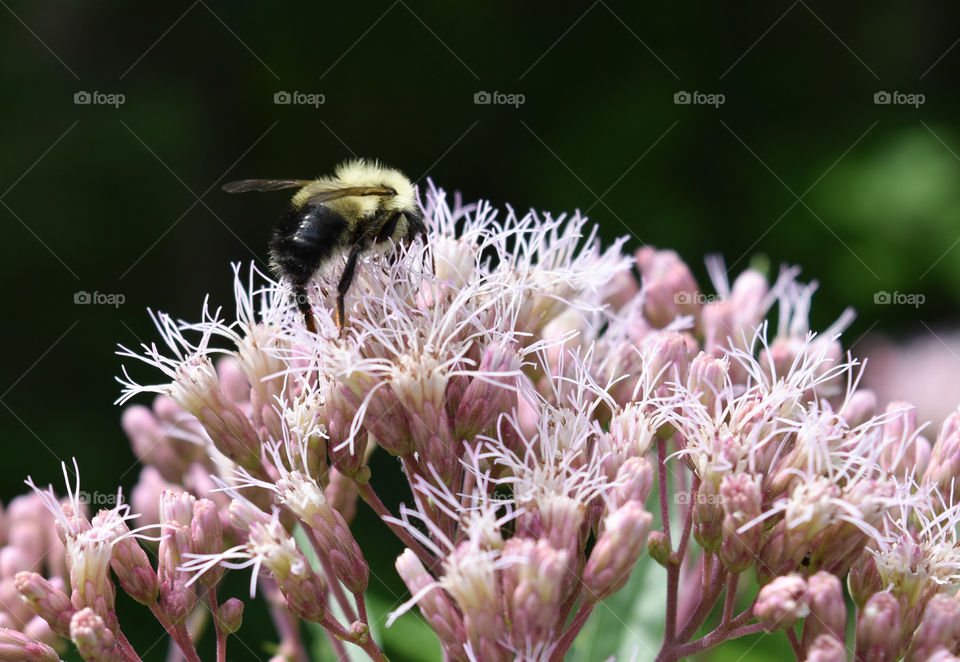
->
xmin=5 ymin=183 xmax=960 ymax=662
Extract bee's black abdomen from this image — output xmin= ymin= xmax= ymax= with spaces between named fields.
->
xmin=269 ymin=204 xmax=348 ymax=286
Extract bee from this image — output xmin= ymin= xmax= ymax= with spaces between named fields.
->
xmin=223 ymin=159 xmax=426 ymax=333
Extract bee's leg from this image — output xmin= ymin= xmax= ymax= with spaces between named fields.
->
xmin=336 ymin=245 xmax=363 ymax=332
xmin=292 ymin=283 xmax=317 ymax=333
xmin=374 ymin=211 xmax=401 ymax=244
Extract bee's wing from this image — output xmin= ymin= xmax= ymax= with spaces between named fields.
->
xmin=221 ymin=179 xmax=315 ymax=193
xmin=303 ymin=185 xmax=396 ymax=205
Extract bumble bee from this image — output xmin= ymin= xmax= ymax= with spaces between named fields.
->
xmin=223 ymin=159 xmax=426 ymax=333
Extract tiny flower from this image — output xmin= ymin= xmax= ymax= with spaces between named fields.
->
xmin=216 ymin=597 xmax=244 ymax=635
xmin=157 ymin=491 xmax=197 ymax=624
xmin=848 ymin=549 xmax=883 ymax=608
xmin=231 ymin=442 xmax=369 ymax=594
xmin=635 ymin=246 xmax=702 ymax=329
xmin=14 ymin=572 xmax=74 ymax=638
xmin=583 ymin=501 xmax=652 ymax=601
xmin=879 ymin=401 xmax=931 ymax=479
xmin=116 ymin=310 xmax=263 ymax=470
xmin=500 ymin=538 xmax=573 ymax=652
xmin=69 ymin=608 xmax=121 ymax=662
xmin=686 ymin=351 xmax=729 ymax=412
xmin=181 ymin=503 xmax=327 ymax=623
xmin=646 ymin=531 xmax=672 ymax=567
xmin=718 ymin=473 xmax=762 ymax=573
xmin=800 ymin=571 xmax=847 ymax=654
xmin=924 ymin=407 xmax=960 ymax=505
xmin=804 ymin=634 xmax=847 ymax=662
xmin=855 ymin=591 xmax=902 ymax=662
xmin=840 ymin=389 xmax=878 ymax=428
xmin=755 ymin=574 xmax=809 ymax=632
xmin=0 ymin=629 xmax=60 ymax=662
xmin=189 ymin=499 xmax=223 ymax=589
xmin=455 ymin=341 xmax=523 ymax=441
xmin=393 ymin=549 xmax=465 ymax=660
xmin=905 ymin=593 xmax=960 ymax=662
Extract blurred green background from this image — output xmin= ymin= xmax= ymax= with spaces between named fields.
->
xmin=2 ymin=2 xmax=960 ymax=660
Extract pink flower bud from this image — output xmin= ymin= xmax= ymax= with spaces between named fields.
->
xmin=215 ymin=356 xmax=251 ymax=406
xmin=131 ymin=467 xmax=174 ymax=529
xmin=606 ymin=457 xmax=654 ymax=512
xmin=1 ymin=576 xmax=34 ymax=626
xmin=584 ymin=502 xmax=652 ymax=600
xmin=804 ymin=634 xmax=847 ymax=662
xmin=646 ymin=531 xmax=672 ymax=567
xmin=880 ymin=402 xmax=930 ymax=479
xmin=597 ymin=405 xmax=657 ymax=481
xmin=70 ymin=608 xmax=121 ymax=662
xmin=395 ymin=549 xmax=464 ymax=656
xmin=905 ymin=594 xmax=960 ymax=662
xmin=248 ymin=519 xmax=327 ymax=623
xmin=159 ymin=491 xmax=195 ymax=529
xmin=687 ymin=352 xmax=729 ymax=411
xmin=756 ymin=574 xmax=809 ymax=632
xmin=847 ymin=550 xmax=883 ymax=608
xmin=0 ymin=546 xmax=33 ymax=580
xmin=693 ymin=480 xmax=725 ymax=552
xmin=800 ymin=572 xmax=846 ymax=654
xmin=718 ymin=473 xmax=762 ymax=573
xmin=190 ymin=499 xmax=223 ymax=588
xmin=158 ymin=495 xmax=196 ymax=624
xmin=325 ymin=382 xmax=372 ymax=482
xmin=840 ymin=390 xmax=877 ymax=428
xmin=925 ymin=408 xmax=960 ymax=503
xmin=456 ymin=342 xmax=521 ymax=441
xmin=22 ymin=617 xmax=57 ymax=650
xmin=216 ymin=597 xmax=244 ymax=635
xmin=0 ymin=629 xmax=60 ymax=662
xmin=280 ymin=472 xmax=368 ymax=595
xmin=855 ymin=592 xmax=902 ymax=662
xmin=501 ymin=538 xmax=573 ymax=647
xmin=14 ymin=572 xmax=75 ymax=638
xmin=324 ymin=469 xmax=359 ymax=523
xmin=643 ymin=331 xmax=692 ymax=399
xmin=121 ymin=404 xmax=192 ymax=482
xmin=635 ymin=247 xmax=701 ymax=328
xmin=169 ymin=357 xmax=263 ymax=469
xmin=924 ymin=650 xmax=960 ymax=662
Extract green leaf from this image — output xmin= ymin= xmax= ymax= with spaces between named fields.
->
xmin=567 ymin=554 xmax=666 ymax=662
